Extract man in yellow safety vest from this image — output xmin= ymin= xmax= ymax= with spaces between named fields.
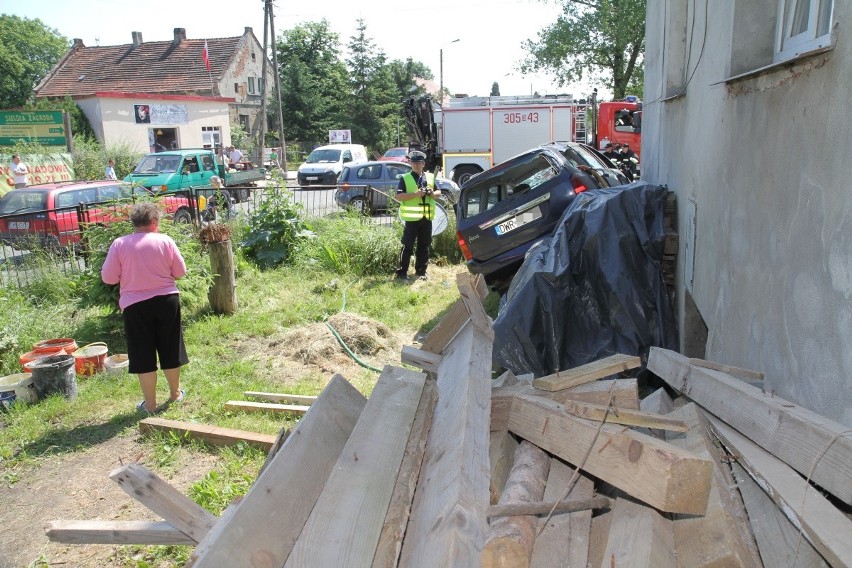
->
xmin=394 ymin=150 xmax=441 ymax=281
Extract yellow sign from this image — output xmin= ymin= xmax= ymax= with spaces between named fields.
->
xmin=0 ymin=154 xmax=75 ymax=195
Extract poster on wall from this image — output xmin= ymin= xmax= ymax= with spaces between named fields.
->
xmin=134 ymin=104 xmax=189 ymax=125
xmin=329 ymin=129 xmax=351 ymax=144
xmin=134 ymin=105 xmax=150 ymax=123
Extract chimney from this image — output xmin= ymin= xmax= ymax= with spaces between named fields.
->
xmin=244 ymin=27 xmax=253 ymax=35
xmin=72 ymin=38 xmax=85 ymax=49
xmin=131 ymin=31 xmax=143 ymax=47
xmin=173 ymin=28 xmax=187 ymax=45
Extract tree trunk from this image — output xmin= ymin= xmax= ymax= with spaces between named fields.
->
xmin=208 ymin=240 xmax=237 ymax=315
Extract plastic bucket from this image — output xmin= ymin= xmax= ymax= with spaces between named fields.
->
xmin=20 ymin=350 xmax=62 ymax=372
xmin=33 ymin=338 xmax=78 ymax=354
xmin=29 ymin=354 xmax=77 ymax=400
xmin=104 ymin=354 xmax=130 ymax=376
xmin=0 ymin=373 xmax=36 ymax=404
xmin=73 ymin=342 xmax=109 ymax=376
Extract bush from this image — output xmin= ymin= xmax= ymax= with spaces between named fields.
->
xmin=71 ymin=137 xmax=145 ymax=181
xmin=240 ymin=185 xmax=313 ymax=269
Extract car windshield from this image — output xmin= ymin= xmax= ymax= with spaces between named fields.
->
xmin=384 ymin=148 xmax=407 ymax=158
xmin=0 ymin=190 xmax=48 ymax=214
xmin=133 ymin=155 xmax=182 ymax=174
xmin=305 ymin=149 xmax=342 ymax=164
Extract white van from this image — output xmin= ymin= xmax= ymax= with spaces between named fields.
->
xmin=296 ymin=143 xmax=368 ymax=187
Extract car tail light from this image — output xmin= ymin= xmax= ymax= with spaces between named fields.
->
xmin=457 ymin=231 xmax=473 ymax=261
xmin=570 ymin=174 xmax=588 ymax=193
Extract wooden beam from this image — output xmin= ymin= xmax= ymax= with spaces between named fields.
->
xmin=508 ymin=394 xmax=713 ymax=514
xmin=688 ymin=358 xmax=764 ymax=381
xmin=488 ymin=496 xmax=610 ymax=518
xmin=285 ymin=366 xmax=427 ymax=567
xmin=558 ymin=399 xmax=688 ymax=432
xmin=587 ymin=506 xmax=613 ymax=568
xmin=45 ymin=520 xmax=195 ymax=545
xmin=456 ymin=272 xmax=494 ymax=342
xmin=421 ymin=273 xmax=487 ymax=354
xmin=243 ymin=391 xmax=317 ymax=405
xmin=109 ymin=464 xmax=216 ymax=544
xmin=139 ymin=417 xmax=277 ymax=450
xmin=648 ymin=347 xmax=852 ymax=505
xmin=223 ymin=400 xmax=310 ymax=414
xmin=531 ymin=354 xmax=642 ymax=392
xmin=710 ymin=417 xmax=852 ymax=567
xmin=666 ymin=404 xmax=762 ymax=568
xmin=399 ymin=321 xmax=492 ymax=568
xmin=639 ymin=387 xmax=674 ymax=439
xmin=400 ymin=345 xmax=443 ymax=373
xmin=530 ymin=462 xmax=595 ymax=568
xmin=601 ymin=496 xmax=676 ymax=568
xmin=188 ymin=374 xmax=367 ymax=567
xmin=373 ymin=378 xmax=438 ymax=568
xmin=489 ymin=430 xmax=519 ymax=504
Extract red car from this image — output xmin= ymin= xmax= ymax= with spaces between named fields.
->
xmin=378 ymin=147 xmax=410 ymax=163
xmin=0 ymin=180 xmax=194 ymax=250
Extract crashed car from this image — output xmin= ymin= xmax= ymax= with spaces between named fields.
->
xmin=455 ymin=145 xmax=608 ymax=290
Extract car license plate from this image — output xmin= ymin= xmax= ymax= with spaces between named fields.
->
xmin=495 ymin=207 xmax=541 ymax=235
xmin=9 ymin=221 xmax=29 ymax=230
xmin=306 ymin=176 xmax=318 ymax=181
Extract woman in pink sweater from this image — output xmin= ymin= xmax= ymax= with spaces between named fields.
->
xmin=102 ymin=203 xmax=189 ymax=413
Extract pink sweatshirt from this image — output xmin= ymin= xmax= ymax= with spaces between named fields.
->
xmin=101 ymin=231 xmax=187 ymax=310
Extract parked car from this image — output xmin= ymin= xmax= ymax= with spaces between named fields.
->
xmin=378 ymin=147 xmax=410 ymax=163
xmin=547 ymin=141 xmax=631 ymax=187
xmin=335 ymin=161 xmax=459 ymax=215
xmin=455 ymin=145 xmax=608 ymax=290
xmin=297 ymin=143 xmax=369 ymax=187
xmin=0 ymin=181 xmax=194 ymax=250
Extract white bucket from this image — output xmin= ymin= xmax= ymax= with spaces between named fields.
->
xmin=104 ymin=354 xmax=130 ymax=376
xmin=0 ymin=373 xmax=36 ymax=404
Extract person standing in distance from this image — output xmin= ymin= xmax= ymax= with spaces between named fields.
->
xmin=10 ymin=154 xmax=29 ymax=188
xmin=228 ymin=146 xmax=243 ymax=166
xmin=394 ymin=151 xmax=441 ymax=281
xmin=105 ymin=158 xmax=118 ymax=180
xmin=101 ymin=203 xmax=189 ymax=414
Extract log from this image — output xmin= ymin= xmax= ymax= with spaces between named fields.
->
xmin=531 ymin=354 xmax=641 ymax=392
xmin=490 ymin=430 xmax=519 ymax=504
xmin=207 ymin=239 xmax=237 ymax=315
xmin=482 ymin=441 xmax=551 ymax=568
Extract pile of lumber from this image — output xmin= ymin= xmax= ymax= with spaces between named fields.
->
xmin=43 ymin=273 xmax=852 ymax=567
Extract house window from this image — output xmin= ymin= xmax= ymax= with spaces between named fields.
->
xmin=251 ymin=52 xmax=256 ymax=62
xmin=234 ymin=82 xmax=240 ymax=94
xmin=201 ymin=126 xmax=221 ymax=149
xmin=775 ymin=0 xmax=834 ymax=63
xmin=239 ymin=114 xmax=249 ymax=131
xmin=248 ymin=77 xmax=257 ymax=95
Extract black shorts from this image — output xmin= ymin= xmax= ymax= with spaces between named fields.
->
xmin=122 ymin=294 xmax=189 ymax=374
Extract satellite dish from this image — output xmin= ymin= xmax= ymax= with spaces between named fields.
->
xmin=397 ymin=202 xmax=449 ymax=236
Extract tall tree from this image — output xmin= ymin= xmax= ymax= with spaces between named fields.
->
xmin=0 ymin=15 xmax=68 ymax=108
xmin=276 ymin=20 xmax=349 ymax=146
xmin=490 ymin=82 xmax=501 ymax=96
xmin=386 ymin=58 xmax=433 ymax=102
xmin=520 ymin=0 xmax=645 ymax=99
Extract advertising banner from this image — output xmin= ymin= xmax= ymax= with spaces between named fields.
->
xmin=329 ymin=129 xmax=351 ymax=144
xmin=0 ymin=154 xmax=75 ymax=195
xmin=135 ymin=104 xmax=189 ymax=125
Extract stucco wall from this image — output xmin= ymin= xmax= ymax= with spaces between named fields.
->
xmin=218 ymin=32 xmax=271 ymax=145
xmin=644 ymin=1 xmax=852 ymax=425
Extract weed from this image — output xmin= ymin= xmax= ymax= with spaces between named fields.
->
xmin=240 ymin=186 xmax=313 ymax=268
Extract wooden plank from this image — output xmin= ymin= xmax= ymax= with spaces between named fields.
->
xmin=399 ymin=321 xmax=492 ymax=568
xmin=109 ymin=464 xmax=216 ymax=544
xmin=587 ymin=508 xmax=613 ymax=568
xmin=372 ymin=378 xmax=438 ymax=568
xmin=688 ymin=358 xmax=765 ymax=381
xmin=489 ymin=430 xmax=519 ymax=504
xmin=491 ymin=379 xmax=639 ymax=432
xmin=731 ymin=462 xmax=829 ymax=568
xmin=139 ymin=417 xmax=277 ymax=450
xmin=532 ymin=354 xmax=642 ymax=392
xmin=243 ymin=391 xmax=318 ymax=405
xmin=223 ymin=400 xmax=310 ymax=414
xmin=710 ymin=417 xmax=852 ymax=567
xmin=456 ymin=272 xmax=494 ymax=342
xmin=45 ymin=520 xmax=195 ymax=545
xmin=421 ymin=273 xmax=488 ymax=354
xmin=491 ymin=369 xmax=519 ymax=388
xmin=666 ymin=404 xmax=762 ymax=568
xmin=508 ymin=394 xmax=713 ymax=514
xmin=284 ymin=366 xmax=427 ymax=567
xmin=639 ymin=387 xmax=674 ymax=439
xmin=601 ymin=497 xmax=676 ymax=568
xmin=489 ymin=496 xmax=609 ymax=518
xmin=648 ymin=347 xmax=852 ymax=505
xmin=558 ymin=398 xmax=688 ymax=432
xmin=400 ymin=345 xmax=443 ymax=373
xmin=189 ymin=374 xmax=367 ymax=567
xmin=530 ymin=462 xmax=595 ymax=568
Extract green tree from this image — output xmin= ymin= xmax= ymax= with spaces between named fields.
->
xmin=491 ymin=82 xmax=501 ymax=96
xmin=520 ymin=0 xmax=645 ymax=99
xmin=25 ymin=95 xmax=95 ymax=140
xmin=277 ymin=20 xmax=350 ymax=146
xmin=386 ymin=58 xmax=433 ymax=101
xmin=0 ymin=15 xmax=68 ymax=108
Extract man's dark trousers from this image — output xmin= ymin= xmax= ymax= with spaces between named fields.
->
xmin=397 ymin=218 xmax=432 ymax=276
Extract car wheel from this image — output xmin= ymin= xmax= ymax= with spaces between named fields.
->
xmin=454 ymin=166 xmax=480 ymax=186
xmin=173 ymin=208 xmax=193 ymax=224
xmin=348 ymin=196 xmax=369 ymax=216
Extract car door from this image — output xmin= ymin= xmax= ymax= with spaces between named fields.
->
xmin=54 ymin=187 xmax=98 ymax=244
xmin=178 ymin=154 xmax=206 ymax=189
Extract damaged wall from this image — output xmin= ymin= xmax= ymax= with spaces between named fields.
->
xmin=643 ymin=1 xmax=852 ymax=425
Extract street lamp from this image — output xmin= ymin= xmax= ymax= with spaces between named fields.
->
xmin=440 ymin=39 xmax=460 ymax=106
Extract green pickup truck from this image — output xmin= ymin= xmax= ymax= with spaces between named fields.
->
xmin=123 ymin=149 xmax=266 ymax=201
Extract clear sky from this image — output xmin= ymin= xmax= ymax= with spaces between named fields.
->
xmin=5 ymin=0 xmax=601 ymax=100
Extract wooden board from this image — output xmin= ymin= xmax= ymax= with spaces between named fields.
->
xmin=420 ymin=273 xmax=488 ymax=354
xmin=188 ymin=374 xmax=367 ymax=567
xmin=601 ymin=496 xmax=676 ymax=568
xmin=400 ymin=345 xmax=443 ymax=373
xmin=508 ymin=394 xmax=713 ymax=514
xmin=223 ymin=400 xmax=310 ymax=414
xmin=648 ymin=347 xmax=852 ymax=505
xmin=456 ymin=272 xmax=494 ymax=342
xmin=530 ymin=460 xmax=595 ymax=568
xmin=558 ymin=398 xmax=688 ymax=432
xmin=139 ymin=417 xmax=277 ymax=450
xmin=666 ymin=404 xmax=762 ymax=567
xmin=46 ymin=520 xmax=194 ymax=545
xmin=710 ymin=417 xmax=852 ymax=567
xmin=399 ymin=321 xmax=492 ymax=567
xmin=532 ymin=354 xmax=642 ymax=392
xmin=243 ymin=391 xmax=318 ymax=405
xmin=688 ymin=358 xmax=765 ymax=381
xmin=587 ymin=508 xmax=613 ymax=568
xmin=285 ymin=366 xmax=427 ymax=567
xmin=639 ymin=387 xmax=674 ymax=439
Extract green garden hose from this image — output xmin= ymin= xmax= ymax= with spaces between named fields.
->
xmin=324 ymin=280 xmax=382 ymax=373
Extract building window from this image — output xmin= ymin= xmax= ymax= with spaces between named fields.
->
xmin=202 ymin=126 xmax=221 ymax=149
xmin=774 ymin=0 xmax=834 ymax=63
xmin=252 ymin=52 xmax=256 ymax=62
xmin=239 ymin=114 xmax=249 ymax=131
xmin=234 ymin=82 xmax=240 ymax=94
xmin=248 ymin=77 xmax=257 ymax=95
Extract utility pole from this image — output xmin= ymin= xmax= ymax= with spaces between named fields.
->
xmin=258 ymin=0 xmax=269 ymax=166
xmin=267 ymin=0 xmax=288 ymax=174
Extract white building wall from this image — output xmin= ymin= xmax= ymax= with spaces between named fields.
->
xmin=644 ymin=0 xmax=852 ymax=425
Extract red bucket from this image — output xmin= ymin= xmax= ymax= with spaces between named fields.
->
xmin=20 ymin=349 xmax=65 ymax=372
xmin=72 ymin=342 xmax=109 ymax=376
xmin=33 ymin=338 xmax=78 ymax=354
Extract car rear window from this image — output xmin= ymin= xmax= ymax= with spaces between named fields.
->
xmin=357 ymin=165 xmax=382 ymax=180
xmin=0 ymin=190 xmax=48 ymax=214
xmin=461 ymin=154 xmax=556 ymax=217
xmin=55 ymin=188 xmax=99 ymax=208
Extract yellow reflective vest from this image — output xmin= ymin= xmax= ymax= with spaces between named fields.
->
xmin=399 ymin=172 xmax=436 ymax=221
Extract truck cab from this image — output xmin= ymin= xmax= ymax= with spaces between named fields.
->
xmin=597 ymin=99 xmax=642 ymax=160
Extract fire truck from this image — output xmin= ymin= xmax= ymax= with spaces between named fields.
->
xmin=403 ymin=93 xmax=641 ymax=186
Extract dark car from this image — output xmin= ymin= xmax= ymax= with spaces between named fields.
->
xmin=548 ymin=141 xmax=631 ymax=187
xmin=335 ymin=161 xmax=459 ymax=214
xmin=455 ymin=145 xmax=607 ymax=289
xmin=0 ymin=181 xmax=193 ymax=250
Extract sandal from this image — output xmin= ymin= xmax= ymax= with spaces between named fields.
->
xmin=170 ymin=389 xmax=186 ymax=404
xmin=136 ymin=400 xmax=159 ymax=415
